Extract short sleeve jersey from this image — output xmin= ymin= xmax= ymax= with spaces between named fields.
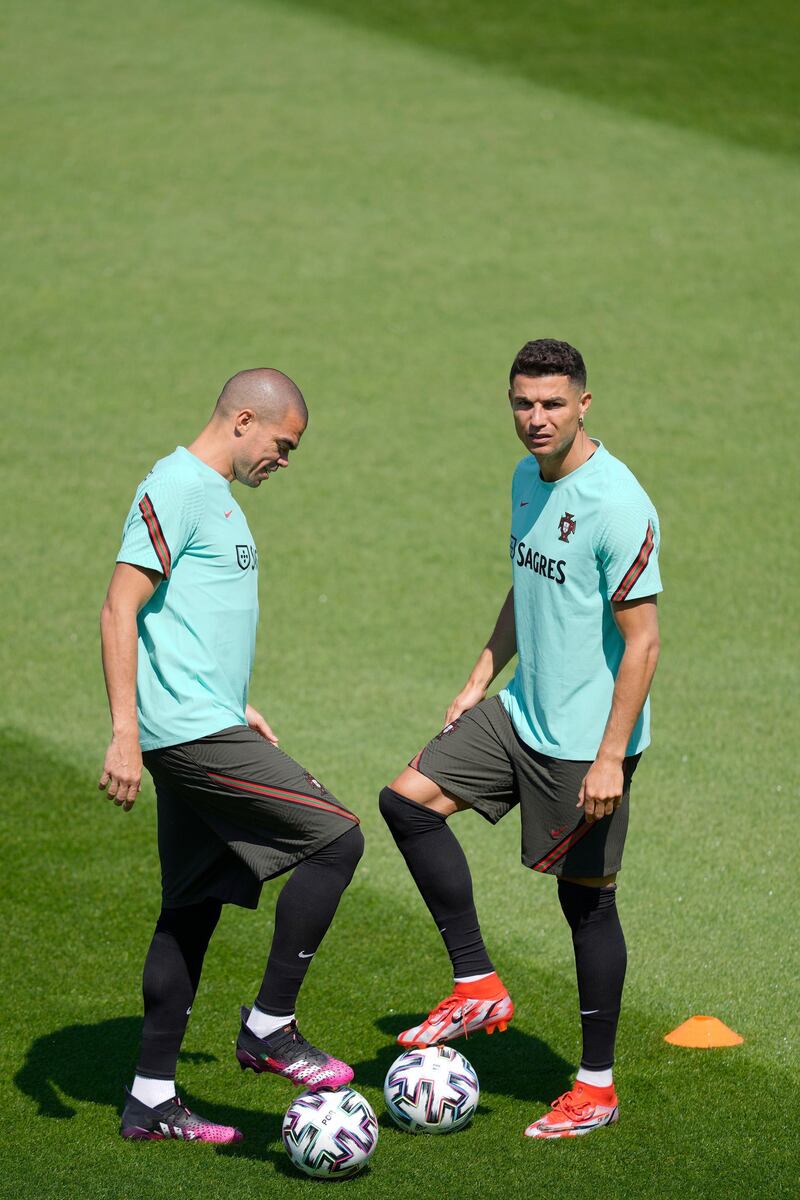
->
xmin=499 ymin=442 xmax=662 ymax=761
xmin=117 ymin=447 xmax=259 ymax=751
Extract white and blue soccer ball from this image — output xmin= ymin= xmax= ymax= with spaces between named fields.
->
xmin=282 ymin=1087 xmax=379 ymax=1179
xmin=383 ymin=1045 xmax=480 ymax=1134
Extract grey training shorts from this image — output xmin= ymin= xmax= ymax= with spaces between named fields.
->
xmin=409 ymin=696 xmax=639 ymax=878
xmin=143 ymin=725 xmax=359 ymax=909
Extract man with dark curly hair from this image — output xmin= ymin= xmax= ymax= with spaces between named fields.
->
xmin=380 ymin=339 xmax=662 ymax=1139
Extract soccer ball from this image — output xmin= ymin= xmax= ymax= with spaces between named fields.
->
xmin=282 ymin=1087 xmax=378 ymax=1179
xmin=383 ymin=1045 xmax=480 ymax=1134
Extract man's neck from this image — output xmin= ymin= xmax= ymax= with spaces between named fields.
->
xmin=538 ymin=432 xmax=596 ymax=482
xmin=187 ymin=426 xmax=234 ymax=481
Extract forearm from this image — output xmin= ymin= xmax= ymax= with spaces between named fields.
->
xmin=100 ymin=601 xmax=140 ymax=736
xmin=465 ymin=588 xmax=516 ymax=690
xmin=597 ymin=636 xmax=660 ymax=762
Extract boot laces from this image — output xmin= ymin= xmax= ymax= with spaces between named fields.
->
xmin=271 ymin=1020 xmax=328 ymax=1065
xmin=427 ymin=993 xmax=470 ymax=1039
xmin=552 ymin=1090 xmax=593 ymax=1121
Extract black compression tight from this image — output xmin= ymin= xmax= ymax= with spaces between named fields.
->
xmin=558 ymin=880 xmax=627 ymax=1072
xmin=137 ymin=897 xmax=223 ymax=1079
xmin=256 ymin=824 xmax=364 ymax=1015
xmin=136 ymin=825 xmax=364 ymax=1077
xmin=379 ymin=787 xmax=494 ymax=978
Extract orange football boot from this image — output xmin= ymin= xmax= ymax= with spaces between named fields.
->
xmin=525 ymin=1081 xmax=619 ymax=1139
xmin=397 ymin=973 xmax=514 ymax=1048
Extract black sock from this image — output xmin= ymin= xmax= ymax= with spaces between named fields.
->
xmin=379 ymin=786 xmax=494 ymax=979
xmin=558 ymin=880 xmax=626 ymax=1072
xmin=256 ymin=824 xmax=364 ymax=1016
xmin=137 ymin=897 xmax=223 ymax=1079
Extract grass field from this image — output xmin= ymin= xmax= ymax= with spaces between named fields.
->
xmin=2 ymin=0 xmax=799 ymax=1196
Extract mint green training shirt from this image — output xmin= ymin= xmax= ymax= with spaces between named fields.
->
xmin=117 ymin=447 xmax=259 ymax=751
xmin=499 ymin=442 xmax=662 ymax=761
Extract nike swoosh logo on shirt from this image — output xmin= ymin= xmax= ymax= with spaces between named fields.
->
xmin=225 ymin=510 xmax=233 ymax=518
xmin=520 ymin=501 xmax=529 ymax=507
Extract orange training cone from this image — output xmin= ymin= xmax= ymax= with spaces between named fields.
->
xmin=664 ymin=1015 xmax=743 ymax=1048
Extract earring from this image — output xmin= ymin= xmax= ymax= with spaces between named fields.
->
xmin=578 ymin=415 xmax=585 ymax=430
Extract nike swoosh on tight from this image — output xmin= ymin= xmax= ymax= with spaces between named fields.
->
xmin=580 ymin=1009 xmax=600 ymax=1014
xmin=298 ymin=951 xmax=314 ymax=959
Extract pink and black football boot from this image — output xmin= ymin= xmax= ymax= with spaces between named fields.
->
xmin=120 ymin=1089 xmax=243 ymax=1143
xmin=236 ymin=1006 xmax=353 ymax=1090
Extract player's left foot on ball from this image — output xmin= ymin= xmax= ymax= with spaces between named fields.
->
xmin=524 ymin=1081 xmax=619 ymax=1139
xmin=120 ymin=1089 xmax=243 ymax=1143
xmin=236 ymin=1007 xmax=354 ymax=1090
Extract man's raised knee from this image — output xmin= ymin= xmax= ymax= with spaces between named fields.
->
xmin=379 ymin=786 xmax=446 ymax=838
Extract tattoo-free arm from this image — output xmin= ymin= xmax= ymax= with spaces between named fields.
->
xmin=578 ymin=596 xmax=661 ymax=823
xmin=98 ymin=562 xmax=161 ymax=811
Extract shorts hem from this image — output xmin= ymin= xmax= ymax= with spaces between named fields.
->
xmin=161 ymin=889 xmax=261 ymax=911
xmin=255 ymin=823 xmax=359 ymax=883
xmin=522 ymin=855 xmax=624 ymax=878
xmin=161 ymin=822 xmax=357 ymax=911
xmin=408 ymin=762 xmax=503 ymax=826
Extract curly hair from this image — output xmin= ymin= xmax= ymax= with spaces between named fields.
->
xmin=509 ymin=339 xmax=586 ymax=390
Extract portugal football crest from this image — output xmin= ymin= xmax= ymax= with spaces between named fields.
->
xmin=557 ymin=512 xmax=576 ymax=543
xmin=236 ymin=543 xmax=258 ymax=570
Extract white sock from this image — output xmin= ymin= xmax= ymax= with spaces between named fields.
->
xmin=131 ymin=1074 xmax=176 ymax=1107
xmin=247 ymin=1005 xmax=295 ymax=1039
xmin=576 ymin=1067 xmax=613 ymax=1089
xmin=453 ymin=972 xmax=494 ymax=984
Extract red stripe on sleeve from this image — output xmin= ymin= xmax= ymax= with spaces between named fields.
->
xmin=612 ymin=522 xmax=654 ymax=602
xmin=138 ymin=494 xmax=172 ymax=578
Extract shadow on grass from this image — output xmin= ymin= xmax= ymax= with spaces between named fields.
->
xmin=12 ymin=1007 xmax=572 ymax=1166
xmin=12 ymin=1016 xmax=291 ymax=1164
xmin=353 ymin=1014 xmax=573 ymax=1109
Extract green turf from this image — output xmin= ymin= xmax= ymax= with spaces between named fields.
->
xmin=2 ymin=0 xmax=799 ymax=1196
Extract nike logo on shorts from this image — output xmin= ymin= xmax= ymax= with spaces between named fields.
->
xmin=298 ymin=950 xmax=314 ymax=959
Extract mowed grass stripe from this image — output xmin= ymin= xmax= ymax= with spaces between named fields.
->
xmin=279 ymin=0 xmax=800 ymax=159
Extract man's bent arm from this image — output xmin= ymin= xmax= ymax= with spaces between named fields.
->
xmin=446 ymin=588 xmax=516 ymax=723
xmin=99 ymin=563 xmax=161 ymax=811
xmin=579 ymin=596 xmax=660 ymax=823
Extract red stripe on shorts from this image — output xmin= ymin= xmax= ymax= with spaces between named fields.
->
xmin=530 ymin=819 xmax=593 ymax=873
xmin=207 ymin=771 xmax=359 ymax=823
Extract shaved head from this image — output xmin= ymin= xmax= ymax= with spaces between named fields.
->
xmin=214 ymin=368 xmax=307 ymax=424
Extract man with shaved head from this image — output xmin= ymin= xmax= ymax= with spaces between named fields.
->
xmin=99 ymin=369 xmax=363 ymax=1144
